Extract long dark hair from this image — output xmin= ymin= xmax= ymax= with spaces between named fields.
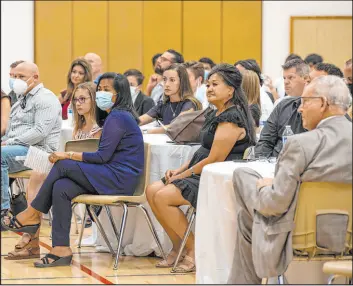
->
xmin=162 ymin=64 xmax=202 ymax=110
xmin=95 ymin=72 xmax=140 ymax=126
xmin=66 ymin=57 xmax=92 ymax=101
xmin=208 ymin=64 xmax=256 ymax=145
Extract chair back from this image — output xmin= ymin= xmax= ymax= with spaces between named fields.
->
xmin=65 ymin=138 xmax=100 ymax=152
xmin=132 ymin=142 xmax=151 ymax=197
xmin=292 ymin=182 xmax=352 ymax=257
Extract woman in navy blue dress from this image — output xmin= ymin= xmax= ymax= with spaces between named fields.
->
xmin=2 ymin=73 xmax=144 ymax=267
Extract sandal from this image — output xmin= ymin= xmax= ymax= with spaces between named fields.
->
xmin=171 ymin=255 xmax=196 ymax=273
xmin=155 ymin=251 xmax=185 ymax=268
xmin=1 ymin=216 xmax=40 ymax=234
xmin=34 ymin=253 xmax=73 ymax=268
xmin=5 ymin=247 xmax=40 ymax=260
xmin=15 ymin=236 xmax=39 ymax=251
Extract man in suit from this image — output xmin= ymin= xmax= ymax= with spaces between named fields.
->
xmin=228 ymin=75 xmax=352 ymax=284
xmin=124 ymin=69 xmax=155 ymax=116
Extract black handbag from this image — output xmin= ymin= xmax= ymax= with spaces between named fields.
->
xmin=10 ymin=192 xmax=28 ymax=216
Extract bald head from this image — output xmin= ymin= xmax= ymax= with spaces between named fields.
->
xmin=16 ymin=62 xmax=39 ymax=76
xmin=84 ymin=53 xmax=102 ymax=79
xmin=13 ymin=61 xmax=41 ymax=95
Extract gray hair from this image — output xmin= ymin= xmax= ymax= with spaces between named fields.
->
xmin=282 ymin=59 xmax=310 ymax=77
xmin=308 ymin=75 xmax=351 ymax=111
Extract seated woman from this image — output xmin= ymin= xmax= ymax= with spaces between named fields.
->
xmin=145 ymin=64 xmax=256 ymax=273
xmin=59 ymin=58 xmax=92 ymax=120
xmin=138 ymin=64 xmax=202 ymax=134
xmin=4 ymin=82 xmax=103 ymax=260
xmin=241 ymin=70 xmax=262 ymax=129
xmin=2 ymin=73 xmax=144 ymax=267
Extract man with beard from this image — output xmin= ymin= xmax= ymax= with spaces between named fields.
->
xmin=145 ymin=49 xmax=184 ymax=104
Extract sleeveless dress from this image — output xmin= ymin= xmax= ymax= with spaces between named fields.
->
xmin=74 ymin=124 xmax=102 ymax=140
xmin=163 ymin=105 xmax=253 ymax=208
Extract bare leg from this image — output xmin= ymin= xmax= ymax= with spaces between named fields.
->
xmin=146 ymin=182 xmax=183 ymax=249
xmin=153 ymin=185 xmax=195 ymax=270
xmin=16 ymin=172 xmax=46 ymax=248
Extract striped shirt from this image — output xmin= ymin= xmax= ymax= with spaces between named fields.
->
xmin=4 ymin=83 xmax=62 ymax=153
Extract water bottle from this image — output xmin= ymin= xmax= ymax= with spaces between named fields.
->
xmin=282 ymin=125 xmax=294 ymax=146
xmin=67 ymin=104 xmax=73 ymax=125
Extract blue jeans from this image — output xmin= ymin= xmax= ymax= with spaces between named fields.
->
xmin=1 ymin=145 xmax=30 ymax=210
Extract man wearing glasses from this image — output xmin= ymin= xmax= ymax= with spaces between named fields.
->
xmin=1 ymin=62 xmax=62 ymax=218
xmin=228 ymin=75 xmax=352 ymax=284
xmin=145 ymin=49 xmax=184 ymax=104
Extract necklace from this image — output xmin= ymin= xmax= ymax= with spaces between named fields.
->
xmin=169 ymin=102 xmax=180 ymax=117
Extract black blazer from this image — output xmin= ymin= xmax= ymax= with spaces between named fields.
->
xmin=134 ymin=91 xmax=155 ymax=116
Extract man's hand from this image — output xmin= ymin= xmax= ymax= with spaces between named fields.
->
xmin=145 ymin=74 xmax=159 ymax=95
xmin=256 ymin=177 xmax=273 ymax=191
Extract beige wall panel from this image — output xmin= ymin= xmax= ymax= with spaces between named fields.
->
xmin=222 ymin=1 xmax=262 ymax=67
xmin=142 ymin=1 xmax=182 ymax=85
xmin=34 ymin=1 xmax=72 ymax=94
xmin=72 ymin=1 xmax=108 ymax=73
xmin=108 ymin=1 xmax=143 ymax=74
xmin=291 ymin=17 xmax=352 ymax=70
xmin=183 ymin=1 xmax=221 ymax=63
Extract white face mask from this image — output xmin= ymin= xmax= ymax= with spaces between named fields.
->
xmin=13 ymin=78 xmax=32 ymax=95
xmin=130 ymin=86 xmax=139 ymax=103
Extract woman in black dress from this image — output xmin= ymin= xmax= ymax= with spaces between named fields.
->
xmin=145 ymin=64 xmax=256 ymax=273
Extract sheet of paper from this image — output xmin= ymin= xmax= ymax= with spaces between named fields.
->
xmin=24 ymin=146 xmax=53 ymax=174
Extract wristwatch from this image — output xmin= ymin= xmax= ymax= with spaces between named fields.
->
xmin=190 ymin=167 xmax=195 ymax=176
xmin=68 ymin=151 xmax=74 ymax=159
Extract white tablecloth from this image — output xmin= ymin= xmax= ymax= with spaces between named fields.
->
xmin=95 ymin=134 xmax=200 ymax=256
xmin=195 ymin=161 xmax=275 ymax=284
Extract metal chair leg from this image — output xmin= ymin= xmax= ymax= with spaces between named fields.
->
xmin=77 ymin=207 xmax=87 ymax=248
xmin=171 ymin=211 xmax=196 ymax=273
xmin=71 ymin=203 xmax=79 ymax=234
xmin=261 ymin=278 xmax=269 ymax=284
xmin=48 ymin=209 xmax=53 ymax=226
xmin=185 ymin=206 xmax=194 ymax=222
xmin=138 ymin=204 xmax=167 ymax=262
xmin=328 ymin=275 xmax=336 ymax=284
xmin=104 ymin=206 xmax=120 ymax=242
xmin=113 ymin=203 xmax=128 ymax=270
xmin=89 ymin=205 xmax=115 ymax=256
xmin=278 ymin=275 xmax=285 ymax=284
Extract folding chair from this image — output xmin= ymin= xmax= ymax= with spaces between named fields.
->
xmin=72 ymin=142 xmax=167 ymax=270
xmin=262 ymin=182 xmax=352 ymax=284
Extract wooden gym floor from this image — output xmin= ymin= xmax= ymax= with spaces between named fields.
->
xmin=1 ymin=219 xmax=195 ymax=284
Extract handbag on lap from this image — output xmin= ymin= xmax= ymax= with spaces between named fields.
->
xmin=166 ymin=109 xmax=208 ymax=144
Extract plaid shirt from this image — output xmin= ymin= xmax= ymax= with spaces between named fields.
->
xmin=3 ymin=83 xmax=62 ymax=153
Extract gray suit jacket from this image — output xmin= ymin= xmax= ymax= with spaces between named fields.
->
xmin=252 ymin=115 xmax=352 ymax=278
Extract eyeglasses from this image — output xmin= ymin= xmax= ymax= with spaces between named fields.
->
xmin=159 ymin=56 xmax=173 ymax=63
xmin=300 ymin=96 xmax=326 ymax=108
xmin=72 ymin=97 xmax=90 ymax=104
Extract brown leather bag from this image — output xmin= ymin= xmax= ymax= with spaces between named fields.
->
xmin=166 ymin=109 xmax=208 ymax=143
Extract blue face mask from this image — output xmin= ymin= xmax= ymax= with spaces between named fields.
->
xmin=9 ymin=78 xmax=15 ymax=90
xmin=96 ymin=91 xmax=115 ymax=111
xmin=204 ymin=70 xmax=210 ymax=81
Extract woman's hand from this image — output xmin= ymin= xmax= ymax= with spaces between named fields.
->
xmin=165 ymin=169 xmax=180 ymax=182
xmin=167 ymin=174 xmax=182 ymax=184
xmin=49 ymin=152 xmax=69 ymax=163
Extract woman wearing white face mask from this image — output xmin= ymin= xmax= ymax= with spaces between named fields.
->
xmin=2 ymin=72 xmax=144 ymax=268
xmin=124 ymin=69 xmax=155 ymax=116
xmin=183 ymin=61 xmax=209 ymax=110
